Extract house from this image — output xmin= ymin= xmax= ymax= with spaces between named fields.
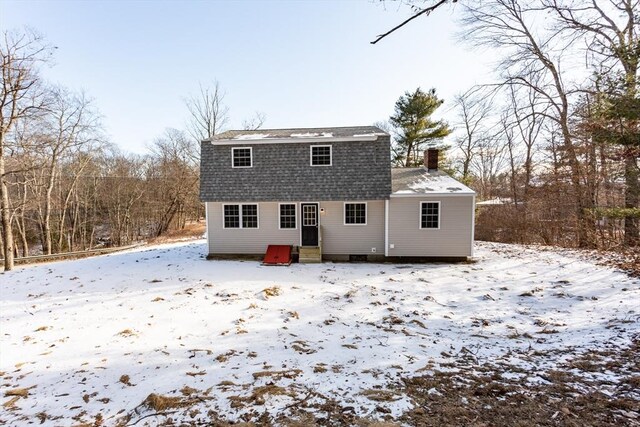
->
xmin=200 ymin=126 xmax=475 ymax=262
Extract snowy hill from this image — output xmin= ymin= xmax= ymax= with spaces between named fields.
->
xmin=1 ymin=241 xmax=638 ymax=426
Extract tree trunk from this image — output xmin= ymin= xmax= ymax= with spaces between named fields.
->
xmin=0 ymin=153 xmax=14 ymax=271
xmin=43 ymin=163 xmax=56 ymax=255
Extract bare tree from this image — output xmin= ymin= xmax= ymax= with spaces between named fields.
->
xmin=453 ymin=88 xmax=495 ymax=181
xmin=148 ymin=128 xmax=200 ymax=236
xmin=33 ymin=86 xmax=102 ymax=255
xmin=185 ymin=81 xmax=229 ymax=143
xmin=544 ymin=0 xmax=639 ymax=246
xmin=505 ymin=81 xmax=548 ymax=202
xmin=242 ymin=111 xmax=266 ymax=131
xmin=371 ymin=0 xmax=457 ymax=44
xmin=470 ymin=133 xmax=510 ymax=200
xmin=0 ymin=28 xmax=52 ymax=270
xmin=461 ymin=0 xmax=594 ymax=246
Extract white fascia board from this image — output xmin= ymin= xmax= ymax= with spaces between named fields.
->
xmin=390 ymin=192 xmax=476 ymax=198
xmin=208 ymin=136 xmax=379 ymax=145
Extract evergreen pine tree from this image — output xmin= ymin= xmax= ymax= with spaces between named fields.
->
xmin=390 ymin=88 xmax=452 ymax=167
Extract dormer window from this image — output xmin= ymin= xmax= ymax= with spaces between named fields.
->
xmin=232 ymin=147 xmax=252 ymax=168
xmin=310 ymin=145 xmax=332 ymax=166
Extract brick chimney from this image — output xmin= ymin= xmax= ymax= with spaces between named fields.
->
xmin=424 ymin=149 xmax=439 ymax=171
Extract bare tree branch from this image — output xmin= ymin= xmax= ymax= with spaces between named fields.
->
xmin=371 ymin=0 xmax=455 ymax=44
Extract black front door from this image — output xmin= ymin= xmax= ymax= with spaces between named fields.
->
xmin=301 ymin=203 xmax=319 ymax=246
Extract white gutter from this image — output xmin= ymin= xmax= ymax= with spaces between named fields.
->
xmin=390 ymin=192 xmax=476 ymax=198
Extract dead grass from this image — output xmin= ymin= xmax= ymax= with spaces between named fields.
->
xmin=4 ymin=386 xmax=34 ymax=398
xmin=360 ymin=389 xmax=402 ymax=402
xmin=118 ymin=375 xmax=133 ymax=386
xmin=252 ymin=369 xmax=302 ymax=381
xmin=180 ymin=386 xmax=198 ymax=396
xmin=262 ymin=286 xmax=282 ymax=298
xmin=2 ymin=396 xmax=20 ymax=409
xmin=141 ymin=393 xmax=187 ymax=412
xmin=116 ymin=329 xmax=136 ymax=337
xmin=146 ymin=222 xmax=205 ymax=245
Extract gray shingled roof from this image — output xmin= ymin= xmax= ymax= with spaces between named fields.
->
xmin=209 ymin=126 xmax=387 ymax=141
xmin=391 ymin=168 xmax=475 ymax=195
xmin=200 ymin=127 xmax=392 ymax=202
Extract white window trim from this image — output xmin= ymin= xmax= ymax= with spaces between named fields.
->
xmin=343 ymin=201 xmax=367 ymax=226
xmin=231 ymin=147 xmax=253 ymax=168
xmin=278 ymin=202 xmax=297 ymax=230
xmin=222 ymin=203 xmax=259 ymax=229
xmin=419 ymin=201 xmax=441 ymax=230
xmin=310 ymin=145 xmax=332 ymax=167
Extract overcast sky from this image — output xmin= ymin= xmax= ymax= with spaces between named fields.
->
xmin=2 ymin=0 xmax=496 ymax=153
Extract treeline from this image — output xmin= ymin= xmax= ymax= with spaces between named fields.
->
xmin=3 ymin=129 xmax=201 ymax=256
xmin=0 ymin=30 xmax=245 ymax=271
xmin=385 ymin=0 xmax=639 ymax=250
xmin=453 ymin=0 xmax=639 ymax=250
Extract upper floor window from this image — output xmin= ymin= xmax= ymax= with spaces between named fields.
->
xmin=344 ymin=202 xmax=366 ymax=225
xmin=420 ymin=202 xmax=440 ymax=229
xmin=232 ymin=147 xmax=252 ymax=168
xmin=310 ymin=145 xmax=332 ymax=166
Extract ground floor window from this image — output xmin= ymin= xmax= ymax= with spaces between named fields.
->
xmin=223 ymin=204 xmax=258 ymax=229
xmin=279 ymin=204 xmax=296 ymax=229
xmin=420 ymin=201 xmax=440 ymax=229
xmin=344 ymin=202 xmax=366 ymax=225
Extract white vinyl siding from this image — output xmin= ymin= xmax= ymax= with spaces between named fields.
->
xmin=318 ymin=201 xmax=384 ymax=255
xmin=388 ymin=196 xmax=473 ymax=257
xmin=206 ymin=201 xmax=384 ymax=255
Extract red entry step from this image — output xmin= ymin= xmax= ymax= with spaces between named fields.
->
xmin=262 ymin=245 xmax=292 ymax=266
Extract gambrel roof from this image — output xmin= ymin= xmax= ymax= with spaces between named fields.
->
xmin=200 ymin=126 xmax=392 ymax=202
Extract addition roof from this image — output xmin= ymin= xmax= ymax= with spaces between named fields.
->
xmin=391 ymin=168 xmax=475 ymax=196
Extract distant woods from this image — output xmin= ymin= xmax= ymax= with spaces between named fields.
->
xmin=0 ymin=28 xmax=262 ymax=271
xmin=383 ymin=0 xmax=639 ymax=250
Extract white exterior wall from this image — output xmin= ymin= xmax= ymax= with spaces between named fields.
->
xmin=206 ymin=200 xmax=385 ymax=255
xmin=206 ymin=202 xmax=298 ymax=254
xmin=387 ymin=195 xmax=474 ymax=257
xmin=317 ymin=201 xmax=385 ymax=255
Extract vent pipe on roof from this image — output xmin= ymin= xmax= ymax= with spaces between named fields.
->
xmin=424 ymin=149 xmax=439 ymax=171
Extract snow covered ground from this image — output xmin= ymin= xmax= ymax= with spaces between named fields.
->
xmin=1 ymin=240 xmax=638 ymax=426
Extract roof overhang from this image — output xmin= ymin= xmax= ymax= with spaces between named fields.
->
xmin=390 ymin=192 xmax=476 ymax=198
xmin=205 ymin=135 xmax=381 ymax=145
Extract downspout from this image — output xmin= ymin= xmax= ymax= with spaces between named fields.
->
xmin=205 ymin=202 xmax=210 ymax=256
xmin=384 ymin=199 xmax=389 ymax=257
xmin=470 ymin=194 xmax=476 ymax=257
